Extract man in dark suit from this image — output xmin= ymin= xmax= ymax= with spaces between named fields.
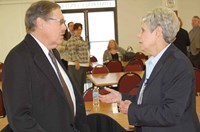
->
xmin=173 ymin=17 xmax=190 ymax=56
xmin=2 ymin=1 xmax=90 ymax=132
xmin=100 ymin=7 xmax=200 ymax=132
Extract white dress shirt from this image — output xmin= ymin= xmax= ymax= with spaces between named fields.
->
xmin=137 ymin=44 xmax=170 ymax=104
xmin=30 ymin=34 xmax=76 ymax=115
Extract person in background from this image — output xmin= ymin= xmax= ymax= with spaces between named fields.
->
xmin=103 ymin=39 xmax=126 ymax=63
xmin=100 ymin=7 xmax=200 ymax=132
xmin=2 ymin=1 xmax=90 ymax=132
xmin=67 ymin=23 xmax=90 ymax=94
xmin=68 ymin=21 xmax=74 ymax=36
xmin=57 ymin=29 xmax=71 ymax=69
xmin=63 ymin=26 xmax=71 ymax=41
xmin=173 ymin=17 xmax=190 ymax=56
xmin=189 ymin=16 xmax=200 ymax=69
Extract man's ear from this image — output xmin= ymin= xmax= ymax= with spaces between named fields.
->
xmin=36 ymin=17 xmax=45 ymax=30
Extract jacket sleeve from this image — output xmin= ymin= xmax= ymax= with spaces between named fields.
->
xmin=2 ymin=50 xmax=46 ymax=132
xmin=103 ymin=50 xmax=111 ymax=62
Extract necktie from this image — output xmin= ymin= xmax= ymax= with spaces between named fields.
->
xmin=49 ymin=50 xmax=74 ymax=115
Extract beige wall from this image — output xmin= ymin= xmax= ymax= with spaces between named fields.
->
xmin=117 ymin=0 xmax=161 ymax=54
xmin=0 ymin=0 xmax=200 ymax=62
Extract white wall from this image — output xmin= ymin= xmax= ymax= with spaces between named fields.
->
xmin=177 ymin=0 xmax=200 ymax=31
xmin=0 ymin=0 xmax=200 ymax=62
xmin=0 ymin=0 xmax=36 ymax=62
xmin=117 ymin=0 xmax=200 ymax=53
xmin=117 ymin=0 xmax=161 ymax=53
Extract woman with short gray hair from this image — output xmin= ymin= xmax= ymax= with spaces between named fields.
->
xmin=142 ymin=7 xmax=180 ymax=43
xmin=100 ymin=7 xmax=200 ymax=132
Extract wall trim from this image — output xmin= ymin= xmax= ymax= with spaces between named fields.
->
xmin=0 ymin=0 xmax=54 ymax=5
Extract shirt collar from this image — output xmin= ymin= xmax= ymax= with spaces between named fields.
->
xmin=145 ymin=44 xmax=171 ymax=67
xmin=30 ymin=34 xmax=50 ymax=57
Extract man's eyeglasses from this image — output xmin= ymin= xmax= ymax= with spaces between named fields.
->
xmin=47 ymin=18 xmax=66 ymax=25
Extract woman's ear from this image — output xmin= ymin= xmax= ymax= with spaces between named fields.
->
xmin=155 ymin=26 xmax=163 ymax=37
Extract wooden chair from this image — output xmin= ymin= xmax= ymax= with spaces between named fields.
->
xmin=86 ymin=65 xmax=93 ymax=74
xmin=0 ymin=62 xmax=3 ymax=81
xmin=105 ymin=60 xmax=123 ymax=73
xmin=83 ymin=87 xmax=109 ymax=101
xmin=194 ymin=68 xmax=200 ymax=96
xmin=0 ymin=71 xmax=2 ymax=82
xmin=118 ymin=72 xmax=141 ymax=93
xmin=124 ymin=64 xmax=143 ymax=72
xmin=92 ymin=64 xmax=109 ymax=74
xmin=0 ymin=89 xmax=6 ymax=118
xmin=87 ymin=56 xmax=98 ymax=74
xmin=0 ymin=62 xmax=3 ymax=69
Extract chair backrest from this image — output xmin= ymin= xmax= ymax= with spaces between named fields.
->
xmin=105 ymin=60 xmax=123 ymax=73
xmin=92 ymin=64 xmax=109 ymax=74
xmin=86 ymin=65 xmax=93 ymax=74
xmin=0 ymin=62 xmax=3 ymax=69
xmin=90 ymin=55 xmax=98 ymax=63
xmin=124 ymin=64 xmax=143 ymax=72
xmin=87 ymin=56 xmax=98 ymax=74
xmin=118 ymin=72 xmax=141 ymax=93
xmin=128 ymin=58 xmax=145 ymax=70
xmin=134 ymin=52 xmax=148 ymax=60
xmin=194 ymin=68 xmax=200 ymax=95
xmin=0 ymin=89 xmax=6 ymax=118
xmin=0 ymin=62 xmax=3 ymax=81
xmin=87 ymin=113 xmax=126 ymax=132
xmin=83 ymin=87 xmax=109 ymax=101
xmin=128 ymin=87 xmax=140 ymax=95
xmin=0 ymin=70 xmax=2 ymax=81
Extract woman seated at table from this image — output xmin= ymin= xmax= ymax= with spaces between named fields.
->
xmin=103 ymin=39 xmax=126 ymax=63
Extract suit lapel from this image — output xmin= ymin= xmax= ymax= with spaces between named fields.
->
xmin=144 ymin=44 xmax=176 ymax=86
xmin=53 ymin=49 xmax=83 ymax=102
xmin=24 ymin=34 xmax=70 ymax=104
xmin=53 ymin=49 xmax=84 ymax=115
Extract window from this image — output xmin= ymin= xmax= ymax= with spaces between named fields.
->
xmin=57 ymin=0 xmax=117 ymax=64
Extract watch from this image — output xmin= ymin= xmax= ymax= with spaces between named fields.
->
xmin=166 ymin=0 xmax=175 ymax=8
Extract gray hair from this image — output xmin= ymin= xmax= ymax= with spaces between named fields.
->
xmin=142 ymin=7 xmax=180 ymax=43
xmin=25 ymin=0 xmax=60 ymax=33
xmin=193 ymin=16 xmax=200 ymax=22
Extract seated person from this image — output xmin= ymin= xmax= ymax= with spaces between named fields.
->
xmin=103 ymin=39 xmax=126 ymax=62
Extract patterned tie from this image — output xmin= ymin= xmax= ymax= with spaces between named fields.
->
xmin=49 ymin=50 xmax=74 ymax=115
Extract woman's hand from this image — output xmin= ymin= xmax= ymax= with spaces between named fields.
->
xmin=75 ymin=61 xmax=80 ymax=70
xmin=118 ymin=100 xmax=132 ymax=114
xmin=99 ymin=87 xmax=122 ymax=103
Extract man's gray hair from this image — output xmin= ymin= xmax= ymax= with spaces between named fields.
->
xmin=142 ymin=7 xmax=180 ymax=43
xmin=25 ymin=0 xmax=60 ymax=33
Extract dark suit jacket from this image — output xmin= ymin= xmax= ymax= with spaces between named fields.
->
xmin=123 ymin=44 xmax=200 ymax=132
xmin=2 ymin=34 xmax=90 ymax=132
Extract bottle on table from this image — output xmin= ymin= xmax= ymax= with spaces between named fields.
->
xmin=93 ymin=86 xmax=99 ymax=107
